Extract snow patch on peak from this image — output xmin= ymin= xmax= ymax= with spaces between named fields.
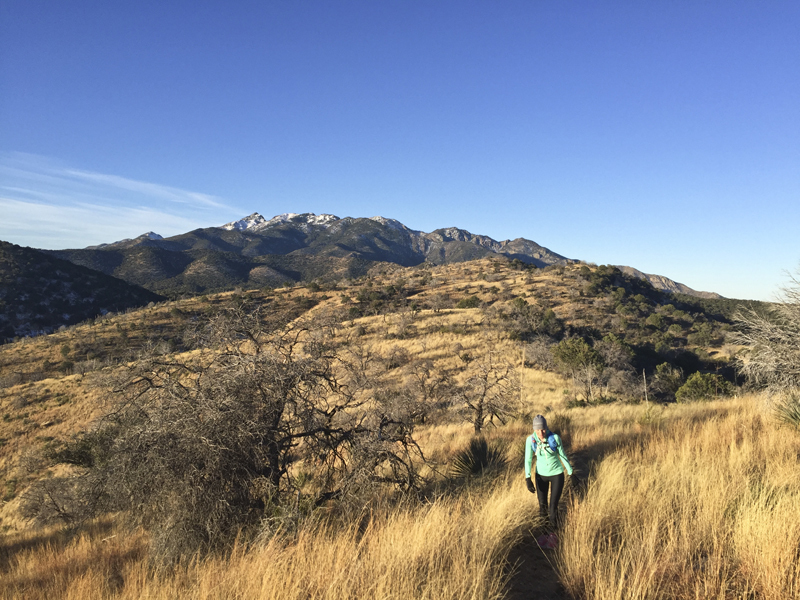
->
xmin=222 ymin=213 xmax=267 ymax=231
xmin=222 ymin=212 xmax=341 ymax=232
xmin=266 ymin=212 xmax=301 ymax=226
xmin=306 ymin=213 xmax=339 ymax=226
xmin=265 ymin=213 xmax=339 ymax=228
xmin=369 ymin=216 xmax=408 ymax=231
xmin=141 ymin=232 xmax=163 ymax=240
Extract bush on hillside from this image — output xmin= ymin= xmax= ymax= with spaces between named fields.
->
xmin=552 ymin=338 xmax=604 ymax=403
xmin=456 ymin=295 xmax=481 ymax=309
xmin=21 ymin=304 xmax=425 ymax=564
xmin=652 ymin=362 xmax=685 ymax=401
xmin=675 ymin=372 xmax=732 ymax=402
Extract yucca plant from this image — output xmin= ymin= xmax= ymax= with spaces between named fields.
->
xmin=450 ymin=436 xmax=508 ymax=478
xmin=773 ymin=394 xmax=800 ymax=429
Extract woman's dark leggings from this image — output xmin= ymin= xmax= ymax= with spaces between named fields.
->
xmin=535 ymin=471 xmax=565 ymax=529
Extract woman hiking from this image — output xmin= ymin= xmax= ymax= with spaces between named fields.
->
xmin=524 ymin=414 xmax=573 ymax=531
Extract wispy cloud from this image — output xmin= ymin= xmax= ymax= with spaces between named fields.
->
xmin=62 ymin=169 xmax=229 ymax=209
xmin=0 ymin=152 xmax=243 ymax=249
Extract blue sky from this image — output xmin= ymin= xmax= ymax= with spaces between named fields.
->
xmin=1 ymin=1 xmax=798 ymax=300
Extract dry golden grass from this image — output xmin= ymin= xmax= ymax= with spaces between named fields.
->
xmin=1 ymin=258 xmax=786 ymax=598
xmin=557 ymin=396 xmax=800 ymax=600
xmin=0 ymin=475 xmax=535 ymax=600
xmin=1 ymin=396 xmax=799 ymax=599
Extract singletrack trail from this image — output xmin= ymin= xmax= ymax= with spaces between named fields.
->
xmin=503 ymin=448 xmax=594 ymax=600
xmin=504 ymin=530 xmax=567 ymax=600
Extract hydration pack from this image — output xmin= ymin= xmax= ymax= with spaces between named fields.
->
xmin=530 ymin=432 xmax=558 ymax=454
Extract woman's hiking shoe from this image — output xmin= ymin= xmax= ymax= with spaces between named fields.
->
xmin=536 ymin=532 xmax=558 ymax=550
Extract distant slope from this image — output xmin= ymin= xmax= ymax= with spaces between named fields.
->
xmin=617 ymin=266 xmax=723 ymax=299
xmin=0 ymin=241 xmax=163 ymax=339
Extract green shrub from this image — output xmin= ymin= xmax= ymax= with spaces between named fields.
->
xmin=646 ymin=314 xmax=665 ymax=329
xmin=59 ymin=360 xmax=74 ymax=374
xmin=675 ymin=372 xmax=732 ymax=402
xmin=456 ymin=296 xmax=481 ymax=309
xmin=668 ymin=323 xmax=683 ymax=336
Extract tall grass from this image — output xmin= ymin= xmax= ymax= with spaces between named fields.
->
xmin=0 ymin=475 xmax=534 ymax=600
xmin=4 ymin=396 xmax=799 ymax=599
xmin=558 ymin=397 xmax=800 ymax=600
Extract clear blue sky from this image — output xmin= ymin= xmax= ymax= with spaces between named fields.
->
xmin=1 ymin=1 xmax=798 ymax=300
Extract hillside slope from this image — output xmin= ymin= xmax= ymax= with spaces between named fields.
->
xmin=0 ymin=241 xmax=163 ymax=340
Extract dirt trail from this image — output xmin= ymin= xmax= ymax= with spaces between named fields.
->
xmin=504 ymin=528 xmax=567 ymax=600
xmin=503 ymin=448 xmax=594 ymax=600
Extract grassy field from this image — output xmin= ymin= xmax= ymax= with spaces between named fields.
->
xmin=1 ymin=395 xmax=798 ymax=599
xmin=559 ymin=397 xmax=800 ymax=600
xmin=1 ymin=258 xmax=793 ymax=598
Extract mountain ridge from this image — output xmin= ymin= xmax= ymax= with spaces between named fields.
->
xmin=44 ymin=211 xmax=720 ymax=299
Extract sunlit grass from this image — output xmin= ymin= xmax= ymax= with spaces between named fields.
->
xmin=2 ymin=395 xmax=799 ymax=599
xmin=557 ymin=396 xmax=800 ymax=600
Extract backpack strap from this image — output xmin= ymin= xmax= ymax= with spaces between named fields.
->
xmin=531 ymin=432 xmax=559 ymax=454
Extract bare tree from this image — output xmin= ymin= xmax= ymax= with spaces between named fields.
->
xmin=22 ymin=304 xmax=424 ymax=563
xmin=404 ymin=359 xmax=452 ymax=423
xmin=524 ymin=336 xmax=556 ymax=370
xmin=428 ymin=293 xmax=449 ymax=314
xmin=732 ymin=271 xmax=800 ymax=392
xmin=453 ymin=351 xmax=519 ymax=433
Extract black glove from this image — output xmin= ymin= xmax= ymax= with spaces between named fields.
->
xmin=525 ymin=477 xmax=535 ymax=494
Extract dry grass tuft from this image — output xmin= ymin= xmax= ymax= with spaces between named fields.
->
xmin=0 ymin=477 xmax=534 ymax=600
xmin=557 ymin=396 xmax=800 ymax=600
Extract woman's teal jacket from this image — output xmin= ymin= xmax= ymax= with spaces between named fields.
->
xmin=524 ymin=431 xmax=573 ymax=478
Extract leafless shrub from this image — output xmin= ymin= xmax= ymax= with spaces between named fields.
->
xmin=732 ymin=270 xmax=800 ymax=425
xmin=384 ymin=345 xmax=411 ymax=370
xmin=524 ymin=336 xmax=555 ymax=370
xmin=404 ymin=360 xmax=453 ymax=423
xmin=453 ymin=351 xmax=520 ymax=433
xmin=12 ymin=395 xmax=29 ymax=409
xmin=21 ymin=303 xmax=424 ymax=565
xmin=732 ymin=271 xmax=800 ymax=392
xmin=428 ymin=292 xmax=450 ymax=313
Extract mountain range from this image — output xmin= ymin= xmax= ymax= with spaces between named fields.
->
xmin=0 ymin=210 xmax=721 ymax=339
xmin=41 ymin=212 xmax=722 ymax=299
xmin=4 ymin=213 xmax=708 ymax=312
xmin=46 ymin=212 xmax=578 ymax=297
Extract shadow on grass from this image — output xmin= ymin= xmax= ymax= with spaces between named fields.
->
xmin=0 ymin=519 xmax=145 ymax=598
